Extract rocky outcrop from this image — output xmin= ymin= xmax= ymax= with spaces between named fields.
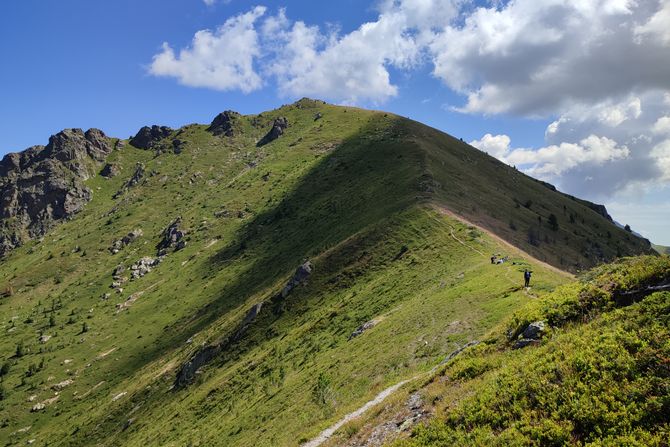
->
xmin=129 ymin=125 xmax=172 ymax=149
xmin=513 ymin=320 xmax=546 ymax=349
xmin=207 ymin=111 xmax=240 ymax=137
xmin=0 ymin=128 xmax=112 ymax=256
xmin=113 ymin=162 xmax=145 ymax=198
xmin=349 ymin=319 xmax=379 ymax=340
xmin=280 ymin=261 xmax=312 ymax=298
xmin=109 ymin=229 xmax=143 ymax=254
xmin=257 ymin=117 xmax=288 ymax=147
xmin=130 ymin=257 xmax=160 ymax=279
xmin=156 ymin=217 xmax=186 ymax=256
xmin=174 ymin=302 xmax=263 ymax=388
xmin=100 ymin=163 xmax=119 ymax=178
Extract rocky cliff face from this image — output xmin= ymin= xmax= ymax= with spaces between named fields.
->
xmin=0 ymin=128 xmax=112 ymax=256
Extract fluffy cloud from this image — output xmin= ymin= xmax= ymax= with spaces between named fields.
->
xmin=150 ymin=1 xmax=670 ymax=213
xmin=149 ymin=6 xmax=266 ymax=92
xmin=470 ymin=134 xmax=630 ymax=178
xmin=431 ymin=0 xmax=670 ymax=116
xmin=469 ymin=133 xmax=511 ymax=158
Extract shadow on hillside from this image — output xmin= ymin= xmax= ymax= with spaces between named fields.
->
xmin=106 ymin=115 xmax=426 ymax=388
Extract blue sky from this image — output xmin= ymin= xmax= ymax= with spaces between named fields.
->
xmin=1 ymin=0 xmax=669 ymax=244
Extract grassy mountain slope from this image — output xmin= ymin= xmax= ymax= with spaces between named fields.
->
xmin=652 ymin=243 xmax=670 ymax=255
xmin=323 ymin=256 xmax=670 ymax=447
xmin=0 ymin=99 xmax=652 ymax=446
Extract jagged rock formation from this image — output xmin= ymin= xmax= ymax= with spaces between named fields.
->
xmin=156 ymin=217 xmax=186 ymax=256
xmin=207 ymin=111 xmax=240 ymax=137
xmin=129 ymin=125 xmax=172 ymax=149
xmin=0 ymin=128 xmax=112 ymax=256
xmin=257 ymin=117 xmax=288 ymax=147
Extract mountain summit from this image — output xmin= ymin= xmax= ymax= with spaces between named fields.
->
xmin=0 ymin=99 xmax=655 ymax=446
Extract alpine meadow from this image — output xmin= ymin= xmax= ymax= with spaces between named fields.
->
xmin=1 ymin=98 xmax=667 ymax=446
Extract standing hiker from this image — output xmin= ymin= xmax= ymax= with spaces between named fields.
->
xmin=524 ymin=270 xmax=532 ymax=288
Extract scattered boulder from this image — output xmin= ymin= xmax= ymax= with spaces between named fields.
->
xmin=257 ymin=117 xmax=289 ymax=147
xmin=129 ymin=125 xmax=172 ymax=149
xmin=280 ymin=261 xmax=312 ymax=298
xmin=207 ymin=110 xmax=240 ymax=137
xmin=39 ymin=334 xmax=51 ymax=344
xmin=100 ymin=163 xmax=120 ymax=178
xmin=0 ymin=128 xmax=112 ymax=256
xmin=109 ymin=229 xmax=143 ymax=254
xmin=130 ymin=257 xmax=160 ymax=279
xmin=113 ymin=163 xmax=145 ymax=198
xmin=156 ymin=217 xmax=186 ymax=256
xmin=314 ymin=112 xmax=323 ymax=121
xmin=51 ymin=379 xmax=73 ymax=391
xmin=349 ymin=319 xmax=379 ymax=340
xmin=522 ymin=321 xmax=546 ymax=340
xmin=513 ymin=321 xmax=546 ymax=349
xmin=31 ymin=403 xmax=46 ymax=412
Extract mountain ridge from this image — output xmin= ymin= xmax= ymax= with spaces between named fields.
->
xmin=0 ymin=98 xmax=658 ymax=446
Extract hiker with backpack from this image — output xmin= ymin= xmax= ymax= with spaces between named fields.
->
xmin=524 ymin=269 xmax=532 ymax=288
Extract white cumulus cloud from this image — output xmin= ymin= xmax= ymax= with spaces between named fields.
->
xmin=149 ymin=6 xmax=266 ymax=92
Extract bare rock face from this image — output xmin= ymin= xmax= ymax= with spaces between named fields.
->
xmin=156 ymin=217 xmax=186 ymax=256
xmin=257 ymin=117 xmax=288 ymax=147
xmin=129 ymin=125 xmax=172 ymax=149
xmin=207 ymin=110 xmax=240 ymax=137
xmin=0 ymin=128 xmax=112 ymax=256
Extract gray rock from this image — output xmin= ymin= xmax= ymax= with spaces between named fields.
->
xmin=130 ymin=257 xmax=160 ymax=279
xmin=281 ymin=261 xmax=312 ymax=298
xmin=109 ymin=229 xmax=143 ymax=254
xmin=156 ymin=217 xmax=186 ymax=255
xmin=172 ymin=139 xmax=185 ymax=154
xmin=207 ymin=110 xmax=240 ymax=137
xmin=31 ymin=403 xmax=46 ymax=412
xmin=522 ymin=321 xmax=546 ymax=340
xmin=257 ymin=117 xmax=289 ymax=147
xmin=175 ymin=302 xmax=264 ymax=388
xmin=0 ymin=128 xmax=112 ymax=256
xmin=349 ymin=320 xmax=378 ymax=340
xmin=129 ymin=125 xmax=172 ymax=149
xmin=100 ymin=163 xmax=120 ymax=178
xmin=113 ymin=163 xmax=145 ymax=198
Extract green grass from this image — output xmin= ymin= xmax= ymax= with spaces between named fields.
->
xmin=0 ymin=99 xmax=649 ymax=446
xmin=389 ymin=256 xmax=670 ymax=447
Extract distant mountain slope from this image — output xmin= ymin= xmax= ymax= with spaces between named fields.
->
xmin=0 ymin=99 xmax=654 ymax=446
xmin=652 ymin=243 xmax=670 ymax=255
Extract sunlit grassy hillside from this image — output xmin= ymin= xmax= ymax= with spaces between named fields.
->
xmin=0 ymin=99 xmax=651 ymax=446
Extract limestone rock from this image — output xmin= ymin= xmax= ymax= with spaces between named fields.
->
xmin=281 ymin=261 xmax=312 ymax=298
xmin=109 ymin=229 xmax=143 ymax=254
xmin=349 ymin=319 xmax=379 ymax=340
xmin=51 ymin=379 xmax=73 ymax=391
xmin=100 ymin=163 xmax=119 ymax=178
xmin=257 ymin=117 xmax=288 ymax=147
xmin=31 ymin=403 xmax=46 ymax=412
xmin=207 ymin=111 xmax=240 ymax=137
xmin=156 ymin=217 xmax=186 ymax=256
xmin=129 ymin=125 xmax=172 ymax=149
xmin=0 ymin=128 xmax=112 ymax=256
xmin=522 ymin=321 xmax=546 ymax=340
xmin=130 ymin=257 xmax=160 ymax=279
